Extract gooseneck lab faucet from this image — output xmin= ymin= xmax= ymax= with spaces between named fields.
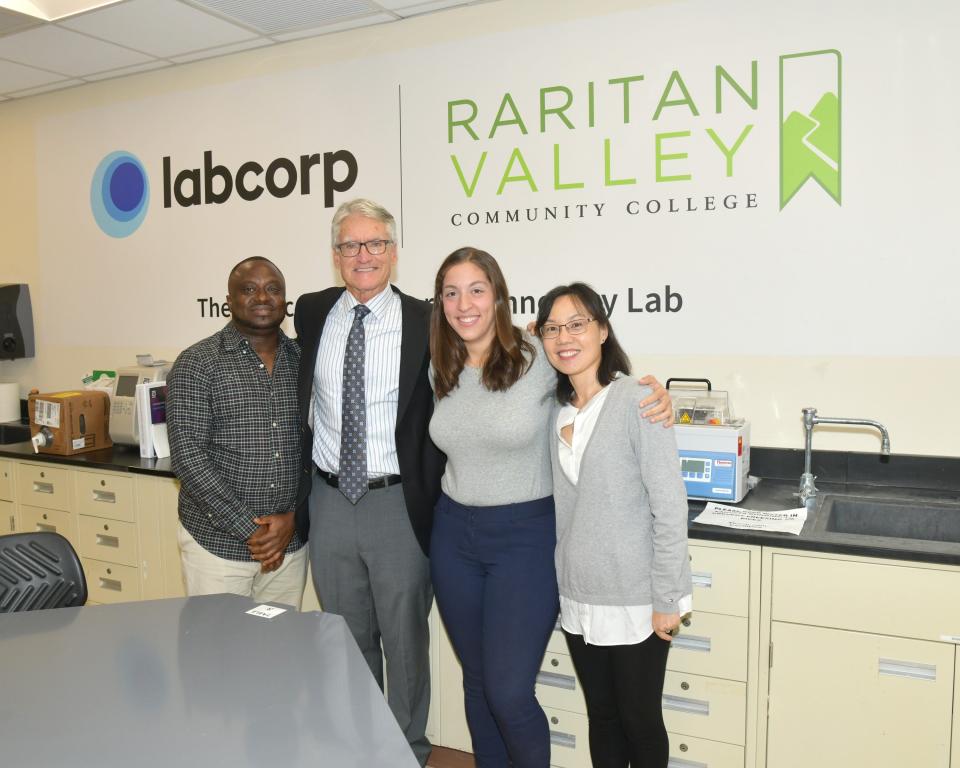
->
xmin=798 ymin=407 xmax=891 ymax=507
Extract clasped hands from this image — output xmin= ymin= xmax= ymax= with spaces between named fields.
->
xmin=247 ymin=510 xmax=295 ymax=573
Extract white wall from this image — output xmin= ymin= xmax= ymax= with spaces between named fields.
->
xmin=1 ymin=0 xmax=957 ymax=457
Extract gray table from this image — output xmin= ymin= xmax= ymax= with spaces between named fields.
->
xmin=0 ymin=594 xmax=419 ymax=767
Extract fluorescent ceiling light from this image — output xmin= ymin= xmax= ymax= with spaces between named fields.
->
xmin=0 ymin=1 xmax=123 ymax=21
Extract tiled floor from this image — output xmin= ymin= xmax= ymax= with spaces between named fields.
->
xmin=427 ymin=746 xmax=475 ymax=767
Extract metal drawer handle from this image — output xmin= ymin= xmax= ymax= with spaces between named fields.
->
xmin=96 ymin=534 xmax=120 ymax=548
xmin=672 ymin=635 xmax=711 ymax=653
xmin=33 ymin=481 xmax=54 ymax=494
xmin=662 ymin=694 xmax=709 ymax=716
xmin=549 ymin=731 xmax=576 ymax=750
xmin=668 ymin=758 xmax=708 ymax=768
xmin=99 ymin=577 xmax=123 ymax=592
xmin=878 ymin=658 xmax=936 ymax=682
xmin=36 ymin=522 xmax=56 ymax=533
xmin=93 ymin=490 xmax=116 ymax=503
xmin=537 ymin=671 xmax=576 ymax=690
xmin=691 ymin=571 xmax=713 ymax=589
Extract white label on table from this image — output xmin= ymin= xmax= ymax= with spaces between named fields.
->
xmin=246 ymin=604 xmax=287 ymax=619
xmin=693 ymin=502 xmax=807 ymax=535
xmin=940 ymin=635 xmax=960 ymax=644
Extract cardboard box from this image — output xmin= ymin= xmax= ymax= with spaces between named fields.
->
xmin=28 ymin=390 xmax=113 ymax=455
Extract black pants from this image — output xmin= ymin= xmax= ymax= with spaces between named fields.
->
xmin=563 ymin=629 xmax=671 ymax=768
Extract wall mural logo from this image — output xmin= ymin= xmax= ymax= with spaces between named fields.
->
xmin=779 ymin=50 xmax=841 ymax=209
xmin=442 ymin=49 xmax=842 ymax=224
xmin=90 ymin=151 xmax=150 ymax=237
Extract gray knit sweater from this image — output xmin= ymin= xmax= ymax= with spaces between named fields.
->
xmin=550 ymin=377 xmax=692 ymax=612
xmin=429 ymin=336 xmax=556 ymax=506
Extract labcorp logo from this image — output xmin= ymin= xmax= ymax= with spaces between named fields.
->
xmin=90 ymin=146 xmax=359 ymax=237
xmin=90 ymin=151 xmax=150 ymax=238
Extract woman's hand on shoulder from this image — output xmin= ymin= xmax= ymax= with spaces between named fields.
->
xmin=637 ymin=375 xmax=673 ymax=427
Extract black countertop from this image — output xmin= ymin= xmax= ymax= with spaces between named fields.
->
xmin=0 ymin=440 xmax=174 ymax=478
xmin=2 ymin=441 xmax=959 ymax=565
xmin=687 ymin=476 xmax=960 ymax=566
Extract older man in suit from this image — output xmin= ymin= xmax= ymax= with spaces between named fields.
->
xmin=294 ymin=198 xmax=444 ymax=766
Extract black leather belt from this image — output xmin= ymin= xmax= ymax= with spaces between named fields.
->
xmin=315 ymin=466 xmax=402 ymax=490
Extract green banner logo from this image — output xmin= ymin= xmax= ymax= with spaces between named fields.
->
xmin=780 ymin=50 xmax=841 ymax=209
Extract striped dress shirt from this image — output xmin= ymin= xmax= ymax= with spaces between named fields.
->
xmin=312 ymin=286 xmax=402 ymax=477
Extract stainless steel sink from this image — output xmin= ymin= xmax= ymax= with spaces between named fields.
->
xmin=818 ymin=495 xmax=960 ymax=543
xmin=0 ymin=422 xmax=30 ymax=444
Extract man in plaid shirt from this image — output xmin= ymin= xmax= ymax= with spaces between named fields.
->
xmin=167 ymin=256 xmax=307 ymax=605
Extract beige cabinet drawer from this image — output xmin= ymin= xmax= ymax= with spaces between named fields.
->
xmin=537 ymin=650 xmax=585 ymax=715
xmin=2 ymin=498 xmax=15 ymax=533
xmin=0 ymin=459 xmax=13 ymax=500
xmin=20 ymin=504 xmax=78 ymax=547
xmin=767 ymin=620 xmax=953 ymax=767
xmin=688 ymin=545 xmax=750 ymax=617
xmin=668 ymin=732 xmax=745 ymax=768
xmin=544 ymin=706 xmax=590 ymax=768
xmin=16 ymin=463 xmax=72 ymax=511
xmin=668 ymin=612 xmax=749 ymax=682
xmin=78 ymin=515 xmax=138 ymax=567
xmin=771 ymin=553 xmax=960 ymax=641
xmin=75 ymin=471 xmax=135 ymax=522
xmin=81 ymin=558 xmax=141 ymax=603
xmin=662 ymin=671 xmax=746 ymax=745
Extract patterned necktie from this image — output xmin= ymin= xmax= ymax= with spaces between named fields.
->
xmin=339 ymin=304 xmax=371 ymax=504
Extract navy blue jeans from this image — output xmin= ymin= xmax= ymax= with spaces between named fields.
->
xmin=431 ymin=493 xmax=560 ymax=768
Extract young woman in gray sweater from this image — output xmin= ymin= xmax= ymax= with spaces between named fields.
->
xmin=535 ymin=282 xmax=693 ymax=768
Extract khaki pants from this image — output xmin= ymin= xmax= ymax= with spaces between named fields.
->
xmin=177 ymin=523 xmax=308 ymax=609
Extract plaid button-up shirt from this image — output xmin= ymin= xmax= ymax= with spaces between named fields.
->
xmin=167 ymin=323 xmax=303 ymax=561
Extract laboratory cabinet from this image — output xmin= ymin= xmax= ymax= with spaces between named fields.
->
xmin=758 ymin=549 xmax=960 ymax=768
xmin=7 ymin=459 xmax=185 ymax=604
xmin=433 ymin=540 xmax=764 ymax=768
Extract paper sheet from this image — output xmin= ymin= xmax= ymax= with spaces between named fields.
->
xmin=693 ymin=502 xmax=807 ymax=535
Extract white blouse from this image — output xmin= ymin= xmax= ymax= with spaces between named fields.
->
xmin=556 ymin=383 xmax=692 ymax=646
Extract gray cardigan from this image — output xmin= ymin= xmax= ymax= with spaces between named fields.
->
xmin=550 ymin=377 xmax=692 ymax=612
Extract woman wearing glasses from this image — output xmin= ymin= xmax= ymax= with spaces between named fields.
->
xmin=427 ymin=248 xmax=672 ymax=768
xmin=535 ymin=282 xmax=692 ymax=768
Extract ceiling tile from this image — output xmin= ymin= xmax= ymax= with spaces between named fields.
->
xmin=0 ymin=7 xmax=43 ymax=36
xmin=82 ymin=59 xmax=172 ymax=80
xmin=0 ymin=25 xmax=154 ymax=76
xmin=169 ymin=37 xmax=271 ymax=64
xmin=271 ymin=12 xmax=395 ymax=41
xmin=7 ymin=77 xmax=84 ymax=98
xmin=59 ymin=0 xmax=259 ymax=59
xmin=0 ymin=57 xmax=68 ymax=92
xmin=192 ymin=0 xmax=376 ymax=36
xmin=389 ymin=0 xmax=477 ymax=17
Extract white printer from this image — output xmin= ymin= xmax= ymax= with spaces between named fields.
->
xmin=109 ymin=358 xmax=171 ymax=445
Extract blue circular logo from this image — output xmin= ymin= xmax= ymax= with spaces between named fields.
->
xmin=91 ymin=151 xmax=149 ymax=237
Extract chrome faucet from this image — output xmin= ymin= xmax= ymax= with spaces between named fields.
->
xmin=798 ymin=407 xmax=891 ymax=506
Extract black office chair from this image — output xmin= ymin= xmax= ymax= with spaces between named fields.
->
xmin=0 ymin=531 xmax=87 ymax=612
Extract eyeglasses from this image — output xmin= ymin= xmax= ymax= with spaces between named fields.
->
xmin=539 ymin=318 xmax=595 ymax=339
xmin=335 ymin=239 xmax=393 ymax=258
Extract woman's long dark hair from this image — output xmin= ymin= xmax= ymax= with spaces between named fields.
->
xmin=535 ymin=282 xmax=631 ymax=405
xmin=430 ymin=247 xmax=534 ymax=399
